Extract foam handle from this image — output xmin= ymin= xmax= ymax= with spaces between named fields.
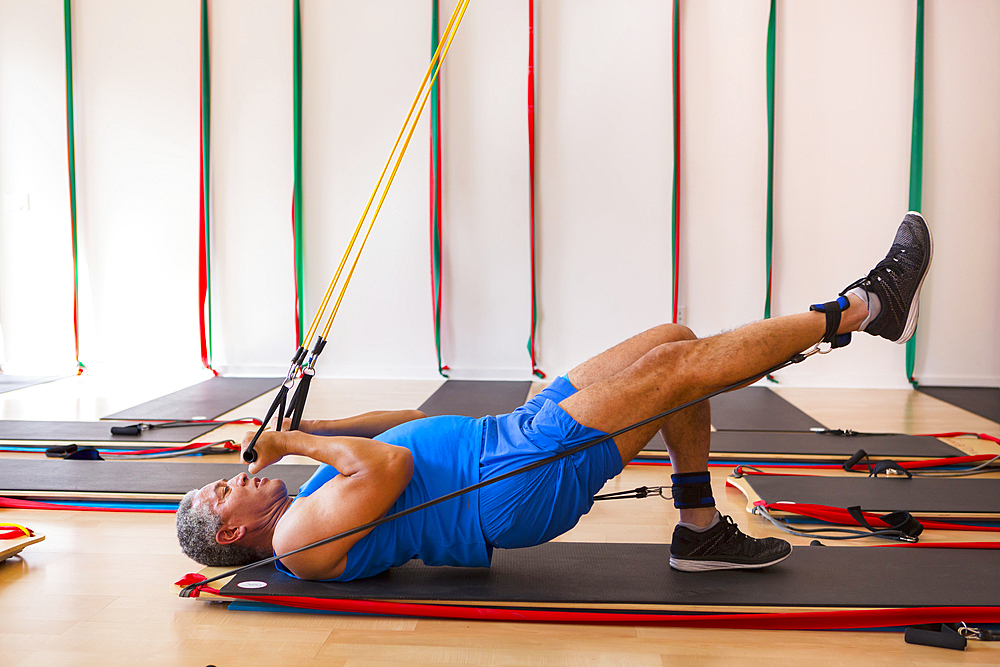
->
xmin=111 ymin=425 xmax=142 ymax=436
xmin=843 ymin=449 xmax=868 ymax=471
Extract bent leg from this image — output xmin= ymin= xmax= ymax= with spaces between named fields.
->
xmin=564 ymin=324 xmax=714 ymax=522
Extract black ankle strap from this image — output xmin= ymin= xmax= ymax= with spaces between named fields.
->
xmin=809 ymin=295 xmax=852 ymax=349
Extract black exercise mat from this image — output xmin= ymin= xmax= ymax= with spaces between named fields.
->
xmin=103 ymin=377 xmax=283 ymax=421
xmin=641 ymin=431 xmax=964 ymax=460
xmin=1 ymin=459 xmax=318 ymax=496
xmin=221 ymin=543 xmax=999 ymax=609
xmin=418 ymin=380 xmax=532 ymax=418
xmin=0 ymin=420 xmax=218 ymax=443
xmin=0 ymin=375 xmax=63 ymax=395
xmin=918 ymin=386 xmax=1000 ymax=425
xmin=744 ymin=475 xmax=1000 ymax=515
xmin=710 ymin=387 xmax=825 ymax=432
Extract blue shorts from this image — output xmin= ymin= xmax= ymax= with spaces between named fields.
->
xmin=478 ymin=376 xmax=623 ymax=549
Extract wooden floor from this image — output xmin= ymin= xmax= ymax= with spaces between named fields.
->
xmin=1 ymin=376 xmax=998 ymax=666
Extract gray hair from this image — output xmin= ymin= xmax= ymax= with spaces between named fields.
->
xmin=175 ymin=489 xmax=267 ymax=567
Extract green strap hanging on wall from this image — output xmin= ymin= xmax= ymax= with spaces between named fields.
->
xmin=429 ymin=0 xmax=448 ymax=377
xmin=763 ymin=0 xmax=779 ymax=384
xmin=198 ymin=0 xmax=215 ymax=372
xmin=764 ymin=0 xmax=776 ymax=322
xmin=63 ymin=0 xmax=84 ymax=374
xmin=906 ymin=0 xmax=924 ymax=388
xmin=292 ymin=0 xmax=305 ymax=345
xmin=670 ymin=0 xmax=680 ymax=324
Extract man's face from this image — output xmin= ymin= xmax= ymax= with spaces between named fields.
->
xmin=192 ymin=473 xmax=289 ymax=540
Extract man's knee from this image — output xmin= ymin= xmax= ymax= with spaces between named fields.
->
xmin=651 ymin=323 xmax=698 ymax=344
xmin=641 ymin=338 xmax=703 ymax=388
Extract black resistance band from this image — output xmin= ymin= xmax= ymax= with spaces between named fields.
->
xmin=180 ymin=346 xmax=825 ymax=597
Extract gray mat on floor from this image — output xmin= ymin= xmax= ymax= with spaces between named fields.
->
xmin=103 ymin=377 xmax=283 ymax=421
xmin=418 ymin=380 xmax=532 ymax=418
xmin=710 ymin=387 xmax=825 ymax=432
xmin=917 ymin=386 xmax=1000 ymax=425
xmin=0 ymin=420 xmax=218 ymax=443
xmin=744 ymin=474 xmax=1000 ymax=515
xmin=641 ymin=430 xmax=964 ymax=460
xmin=221 ymin=542 xmax=999 ymax=609
xmin=1 ymin=459 xmax=319 ymax=496
xmin=0 ymin=375 xmax=63 ymax=395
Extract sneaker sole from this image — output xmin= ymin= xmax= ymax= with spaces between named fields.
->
xmin=893 ymin=211 xmax=934 ymax=344
xmin=669 ymin=551 xmax=792 ymax=572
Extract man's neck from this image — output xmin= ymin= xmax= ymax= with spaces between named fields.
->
xmin=249 ymin=496 xmax=295 ymax=554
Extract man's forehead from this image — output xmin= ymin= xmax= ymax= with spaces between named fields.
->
xmin=192 ymin=480 xmax=220 ymax=507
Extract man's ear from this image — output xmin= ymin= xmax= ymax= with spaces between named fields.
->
xmin=216 ymin=525 xmax=246 ymax=545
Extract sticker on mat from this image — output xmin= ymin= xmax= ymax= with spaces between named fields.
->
xmin=237 ymin=581 xmax=267 ymax=589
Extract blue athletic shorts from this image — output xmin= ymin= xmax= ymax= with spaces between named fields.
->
xmin=478 ymin=376 xmax=623 ymax=549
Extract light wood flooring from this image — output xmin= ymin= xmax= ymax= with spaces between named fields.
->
xmin=1 ymin=376 xmax=998 ymax=666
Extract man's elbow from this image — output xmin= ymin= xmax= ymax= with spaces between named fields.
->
xmin=388 ymin=446 xmax=414 ymax=483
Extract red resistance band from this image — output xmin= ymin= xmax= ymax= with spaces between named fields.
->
xmin=631 ymin=453 xmax=997 ymax=471
xmin=754 ymin=501 xmax=1000 ymax=534
xmin=175 ymin=573 xmax=999 ymax=630
xmin=107 ymin=440 xmax=241 ymax=457
xmin=0 ymin=496 xmax=174 ymax=513
xmin=0 ymin=525 xmax=34 ymax=540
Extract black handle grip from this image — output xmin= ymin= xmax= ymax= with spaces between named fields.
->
xmin=111 ymin=425 xmax=142 ymax=436
xmin=843 ymin=449 xmax=868 ymax=471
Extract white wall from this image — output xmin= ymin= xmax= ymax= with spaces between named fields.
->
xmin=0 ymin=0 xmax=997 ymax=387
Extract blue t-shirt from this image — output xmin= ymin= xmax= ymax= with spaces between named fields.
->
xmin=276 ymin=415 xmax=492 ymax=581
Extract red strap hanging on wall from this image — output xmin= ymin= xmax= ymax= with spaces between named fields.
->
xmin=64 ymin=0 xmax=84 ymax=375
xmin=429 ymin=0 xmax=449 ymax=377
xmin=198 ymin=0 xmax=217 ymax=375
xmin=291 ymin=0 xmax=305 ymax=347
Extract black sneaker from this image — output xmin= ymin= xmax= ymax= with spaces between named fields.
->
xmin=841 ymin=212 xmax=932 ymax=344
xmin=669 ymin=515 xmax=792 ymax=572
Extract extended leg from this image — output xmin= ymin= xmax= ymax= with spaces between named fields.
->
xmin=558 ymin=302 xmax=866 ymax=464
xmin=558 ymin=212 xmax=932 ymax=571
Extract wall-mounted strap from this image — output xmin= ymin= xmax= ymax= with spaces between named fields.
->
xmin=763 ymin=0 xmax=778 ymax=383
xmin=429 ymin=0 xmax=448 ymax=377
xmin=198 ymin=0 xmax=216 ymax=374
xmin=764 ymin=0 xmax=776 ymax=322
xmin=906 ymin=0 xmax=924 ymax=388
xmin=63 ymin=0 xmax=84 ymax=375
xmin=670 ymin=0 xmax=681 ymax=324
xmin=526 ymin=0 xmax=544 ymax=379
xmin=292 ymin=0 xmax=305 ymax=346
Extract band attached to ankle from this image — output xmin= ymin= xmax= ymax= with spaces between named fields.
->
xmin=671 ymin=472 xmax=716 ymax=509
xmin=809 ymin=295 xmax=852 ymax=349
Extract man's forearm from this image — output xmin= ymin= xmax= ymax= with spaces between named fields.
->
xmin=302 ymin=410 xmax=425 ymax=438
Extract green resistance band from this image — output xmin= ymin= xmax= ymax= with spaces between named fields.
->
xmin=906 ymin=0 xmax=924 ymax=388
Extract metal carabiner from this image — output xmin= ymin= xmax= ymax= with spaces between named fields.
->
xmin=958 ymin=623 xmax=981 ymax=640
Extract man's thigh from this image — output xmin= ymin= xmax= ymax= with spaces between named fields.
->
xmin=566 ymin=323 xmax=695 ymax=390
xmin=559 ymin=341 xmax=699 ymax=463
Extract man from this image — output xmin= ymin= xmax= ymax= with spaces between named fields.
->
xmin=177 ymin=213 xmax=931 ymax=581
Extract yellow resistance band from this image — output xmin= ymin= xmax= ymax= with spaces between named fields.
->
xmin=300 ymin=0 xmax=472 ymax=352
